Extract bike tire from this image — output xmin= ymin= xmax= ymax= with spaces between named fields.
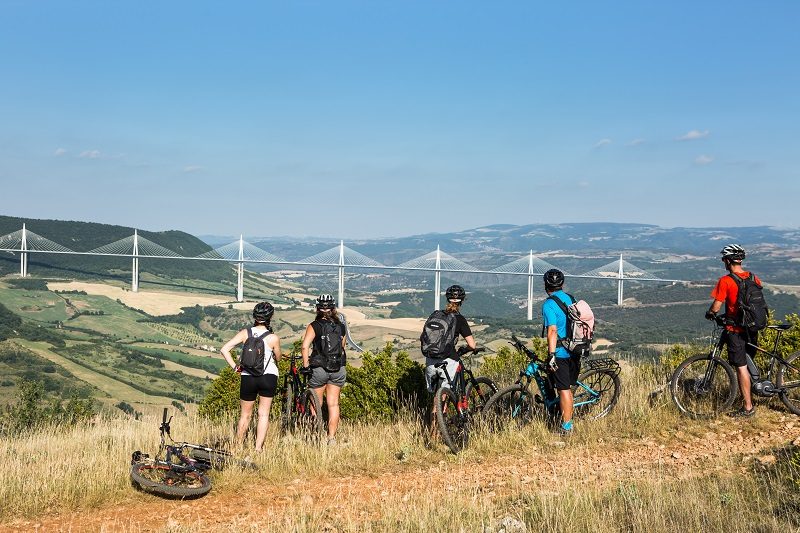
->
xmin=435 ymin=387 xmax=468 ymax=454
xmin=130 ymin=462 xmax=212 ymax=499
xmin=573 ymin=368 xmax=620 ymax=420
xmin=298 ymin=388 xmax=324 ymax=436
xmin=776 ymin=351 xmax=800 ymax=416
xmin=670 ymin=354 xmax=738 ymax=418
xmin=281 ymin=380 xmax=295 ymax=433
xmin=465 ymin=376 xmax=498 ymax=414
xmin=482 ymin=384 xmax=537 ymax=432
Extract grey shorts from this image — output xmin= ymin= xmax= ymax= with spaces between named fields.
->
xmin=309 ymin=366 xmax=346 ymax=388
xmin=424 ymin=357 xmax=459 ymax=393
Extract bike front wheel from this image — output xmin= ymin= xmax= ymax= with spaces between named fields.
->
xmin=482 ymin=384 xmax=538 ymax=432
xmin=776 ymin=351 xmax=800 ymax=416
xmin=573 ymin=368 xmax=621 ymax=420
xmin=130 ymin=462 xmax=211 ymax=498
xmin=670 ymin=354 xmax=738 ymax=418
xmin=465 ymin=376 xmax=498 ymax=414
xmin=435 ymin=387 xmax=469 ymax=454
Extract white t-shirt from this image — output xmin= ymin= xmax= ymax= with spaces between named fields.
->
xmin=240 ymin=326 xmax=279 ymax=377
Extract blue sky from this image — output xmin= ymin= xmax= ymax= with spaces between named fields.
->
xmin=1 ymin=1 xmax=798 ymax=238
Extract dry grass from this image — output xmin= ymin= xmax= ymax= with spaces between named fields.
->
xmin=1 ymin=363 xmax=798 ymax=532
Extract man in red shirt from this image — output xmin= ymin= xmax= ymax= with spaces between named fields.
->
xmin=705 ymin=244 xmax=762 ymax=417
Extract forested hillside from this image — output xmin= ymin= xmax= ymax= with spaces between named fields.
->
xmin=0 ymin=215 xmax=232 ymax=286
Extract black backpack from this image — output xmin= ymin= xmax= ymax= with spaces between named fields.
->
xmin=311 ymin=321 xmax=345 ymax=372
xmin=420 ymin=310 xmax=457 ymax=358
xmin=729 ymin=273 xmax=769 ymax=332
xmin=238 ymin=328 xmax=272 ymax=376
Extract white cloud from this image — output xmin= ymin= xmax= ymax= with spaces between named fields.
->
xmin=694 ymin=155 xmax=714 ymax=166
xmin=578 ymin=180 xmax=591 ymax=188
xmin=79 ymin=149 xmax=102 ymax=159
xmin=676 ymin=129 xmax=710 ymax=141
xmin=626 ymin=139 xmax=645 ymax=146
xmin=182 ymin=165 xmax=203 ymax=173
xmin=594 ymin=138 xmax=612 ymax=148
xmin=53 ymin=148 xmax=67 ymax=156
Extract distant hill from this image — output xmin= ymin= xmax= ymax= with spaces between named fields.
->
xmin=0 ymin=215 xmax=233 ymax=288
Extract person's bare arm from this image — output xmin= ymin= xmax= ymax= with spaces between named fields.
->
xmin=220 ymin=329 xmax=248 ymax=370
xmin=301 ymin=324 xmax=315 ymax=367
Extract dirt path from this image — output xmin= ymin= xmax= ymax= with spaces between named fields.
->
xmin=3 ymin=414 xmax=798 ymax=532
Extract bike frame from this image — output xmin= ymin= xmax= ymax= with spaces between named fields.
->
xmin=283 ymin=353 xmax=313 ymax=414
xmin=741 ymin=326 xmax=800 ymax=392
xmin=432 ymin=351 xmax=484 ymax=411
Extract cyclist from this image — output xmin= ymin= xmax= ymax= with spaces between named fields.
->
xmin=220 ymin=302 xmax=281 ymax=451
xmin=542 ymin=269 xmax=580 ymax=435
xmin=705 ymin=244 xmax=762 ymax=417
xmin=301 ymin=294 xmax=347 ymax=445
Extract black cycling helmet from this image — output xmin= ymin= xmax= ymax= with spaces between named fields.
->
xmin=720 ymin=244 xmax=746 ymax=263
xmin=445 ymin=284 xmax=466 ymax=303
xmin=543 ymin=269 xmax=565 ymax=290
xmin=252 ymin=301 xmax=274 ymax=323
xmin=316 ymin=294 xmax=336 ymax=309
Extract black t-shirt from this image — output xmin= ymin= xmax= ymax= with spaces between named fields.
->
xmin=453 ymin=313 xmax=472 ymax=340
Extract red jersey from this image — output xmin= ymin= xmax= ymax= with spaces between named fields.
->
xmin=710 ymin=271 xmax=762 ymax=332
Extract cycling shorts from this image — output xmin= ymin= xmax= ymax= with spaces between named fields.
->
xmin=240 ymin=373 xmax=278 ymax=401
xmin=723 ymin=330 xmax=758 ymax=368
xmin=424 ymin=357 xmax=459 ymax=393
xmin=309 ymin=366 xmax=346 ymax=388
xmin=551 ymin=356 xmax=581 ymax=391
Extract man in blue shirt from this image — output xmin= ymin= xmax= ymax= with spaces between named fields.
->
xmin=541 ymin=269 xmax=580 ymax=435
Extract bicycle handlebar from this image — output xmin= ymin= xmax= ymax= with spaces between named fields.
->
xmin=509 ymin=334 xmax=539 ymax=361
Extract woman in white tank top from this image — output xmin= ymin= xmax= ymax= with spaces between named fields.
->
xmin=220 ymin=302 xmax=282 ymax=451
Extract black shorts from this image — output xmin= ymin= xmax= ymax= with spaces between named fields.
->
xmin=240 ymin=374 xmax=278 ymax=401
xmin=724 ymin=330 xmax=758 ymax=368
xmin=551 ymin=356 xmax=581 ymax=391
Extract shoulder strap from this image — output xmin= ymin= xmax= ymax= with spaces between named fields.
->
xmin=548 ymin=295 xmax=570 ymax=316
xmin=728 ymin=272 xmax=744 ymax=287
xmin=246 ymin=327 xmax=253 ymax=338
xmin=255 ymin=329 xmax=271 ymax=340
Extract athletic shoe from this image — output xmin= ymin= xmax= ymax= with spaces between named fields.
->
xmin=327 ymin=437 xmax=337 ymax=446
xmin=728 ymin=406 xmax=755 ymax=418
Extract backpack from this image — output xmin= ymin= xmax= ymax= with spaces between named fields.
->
xmin=238 ymin=328 xmax=272 ymax=376
xmin=729 ymin=273 xmax=768 ymax=332
xmin=547 ymin=294 xmax=595 ymax=358
xmin=311 ymin=321 xmax=346 ymax=372
xmin=420 ymin=310 xmax=457 ymax=358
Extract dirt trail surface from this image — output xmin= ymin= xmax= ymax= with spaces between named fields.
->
xmin=3 ymin=415 xmax=798 ymax=532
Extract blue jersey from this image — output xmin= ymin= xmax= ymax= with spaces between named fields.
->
xmin=542 ymin=290 xmax=572 ymax=359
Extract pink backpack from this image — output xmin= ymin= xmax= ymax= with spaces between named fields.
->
xmin=548 ymin=295 xmax=595 ymax=357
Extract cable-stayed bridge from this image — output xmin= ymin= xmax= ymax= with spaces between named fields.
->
xmin=0 ymin=223 xmax=684 ymax=318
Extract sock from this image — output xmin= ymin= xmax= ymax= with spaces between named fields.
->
xmin=561 ymin=420 xmax=573 ymax=431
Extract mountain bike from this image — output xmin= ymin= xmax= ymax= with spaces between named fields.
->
xmin=670 ymin=317 xmax=800 ymax=418
xmin=280 ymin=352 xmax=323 ymax=436
xmin=483 ymin=335 xmax=621 ymax=431
xmin=130 ymin=408 xmax=256 ymax=499
xmin=431 ymin=346 xmax=498 ymax=454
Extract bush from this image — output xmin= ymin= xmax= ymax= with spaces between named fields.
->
xmin=480 ymin=337 xmax=547 ymax=385
xmin=339 ymin=343 xmax=425 ymax=421
xmin=197 ymin=366 xmax=240 ymax=422
xmin=0 ymin=380 xmax=95 ymax=436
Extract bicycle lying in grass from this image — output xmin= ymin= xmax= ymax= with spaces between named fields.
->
xmin=280 ymin=352 xmax=323 ymax=436
xmin=130 ymin=408 xmax=256 ymax=498
xmin=430 ymin=346 xmax=498 ymax=454
xmin=670 ymin=316 xmax=800 ymax=418
xmin=483 ymin=335 xmax=621 ymax=431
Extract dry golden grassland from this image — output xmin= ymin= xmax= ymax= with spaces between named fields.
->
xmin=1 ymin=364 xmax=799 ymax=532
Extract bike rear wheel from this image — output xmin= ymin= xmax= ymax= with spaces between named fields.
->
xmin=190 ymin=448 xmax=257 ymax=471
xmin=297 ymin=389 xmax=324 ymax=436
xmin=130 ymin=462 xmax=211 ymax=498
xmin=670 ymin=354 xmax=737 ymax=418
xmin=435 ymin=387 xmax=469 ymax=454
xmin=573 ymin=369 xmax=620 ymax=420
xmin=465 ymin=376 xmax=498 ymax=414
xmin=482 ymin=384 xmax=538 ymax=432
xmin=776 ymin=351 xmax=800 ymax=416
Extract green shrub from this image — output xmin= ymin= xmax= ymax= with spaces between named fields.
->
xmin=197 ymin=366 xmax=240 ymax=422
xmin=480 ymin=337 xmax=547 ymax=385
xmin=0 ymin=379 xmax=94 ymax=436
xmin=339 ymin=343 xmax=425 ymax=421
